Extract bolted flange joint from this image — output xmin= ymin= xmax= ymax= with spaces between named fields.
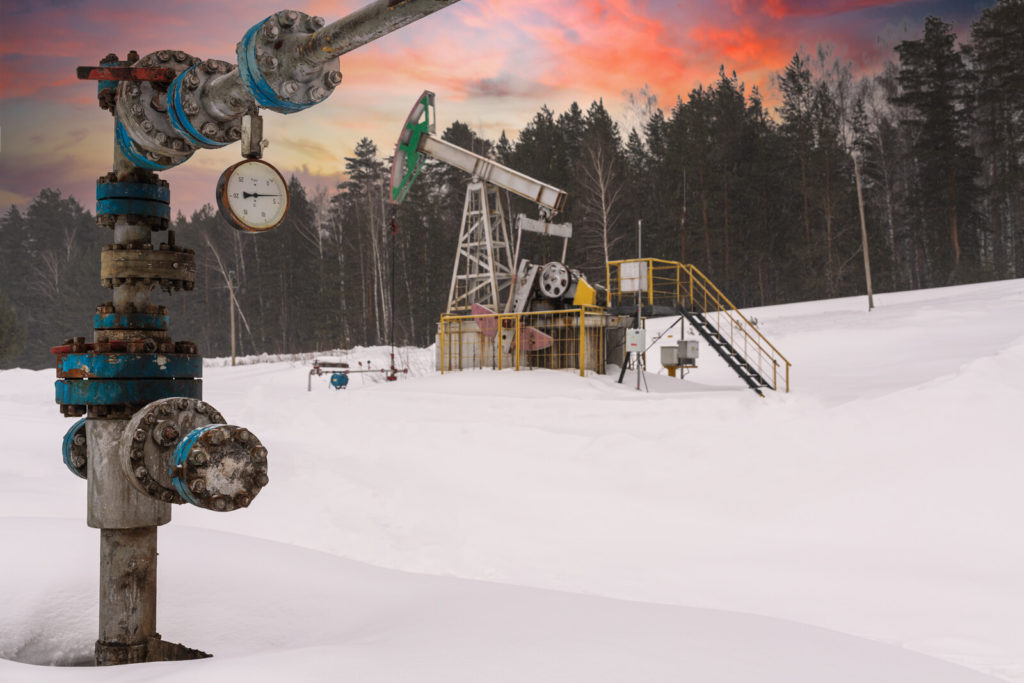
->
xmin=95 ymin=172 xmax=171 ymax=230
xmin=167 ymin=60 xmax=250 ymax=149
xmin=118 ymin=397 xmax=226 ymax=504
xmin=236 ymin=11 xmax=340 ymax=114
xmin=114 ymin=50 xmax=204 ymax=170
xmin=61 ymin=417 xmax=89 ymax=479
xmin=171 ymin=423 xmax=269 ymax=511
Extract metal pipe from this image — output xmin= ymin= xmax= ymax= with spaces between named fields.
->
xmin=96 ymin=527 xmax=158 ymax=665
xmin=298 ymin=0 xmax=462 ymax=64
xmin=87 ymin=419 xmax=171 ymax=529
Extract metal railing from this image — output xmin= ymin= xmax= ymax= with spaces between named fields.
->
xmin=438 ymin=307 xmax=608 ymax=376
xmin=606 ymin=259 xmax=791 ymax=392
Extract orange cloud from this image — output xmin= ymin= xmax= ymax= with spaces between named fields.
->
xmin=687 ymin=24 xmax=791 ymax=73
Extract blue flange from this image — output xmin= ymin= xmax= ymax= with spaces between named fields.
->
xmin=96 ymin=198 xmax=171 ymax=220
xmin=61 ymin=417 xmax=88 ymax=479
xmin=97 ymin=182 xmax=170 ymax=203
xmin=168 ymin=66 xmax=229 ymax=149
xmin=55 ymin=378 xmax=201 ymax=406
xmin=57 ymin=353 xmax=201 ymax=379
xmin=237 ymin=18 xmax=311 ymax=114
xmin=115 ymin=120 xmax=194 ymax=171
xmin=170 ymin=424 xmax=220 ymax=507
xmin=115 ymin=120 xmax=174 ymax=171
xmin=94 ymin=312 xmax=169 ymax=331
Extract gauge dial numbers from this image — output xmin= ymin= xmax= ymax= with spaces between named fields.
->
xmin=216 ymin=159 xmax=290 ymax=233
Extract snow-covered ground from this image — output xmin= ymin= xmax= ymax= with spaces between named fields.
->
xmin=1 ymin=279 xmax=1022 ymax=681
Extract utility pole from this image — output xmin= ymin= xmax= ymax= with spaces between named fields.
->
xmin=636 ymin=218 xmax=646 ymax=392
xmin=853 ymin=153 xmax=875 ymax=311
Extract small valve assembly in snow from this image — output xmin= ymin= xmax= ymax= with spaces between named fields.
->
xmin=307 ymin=357 xmax=408 ymax=391
xmin=59 ymin=0 xmax=461 ymax=667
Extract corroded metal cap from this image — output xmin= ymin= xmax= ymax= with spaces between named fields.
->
xmin=171 ymin=424 xmax=268 ymax=511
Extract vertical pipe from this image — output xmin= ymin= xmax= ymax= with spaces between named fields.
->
xmin=96 ymin=527 xmax=158 ymax=665
xmin=92 ymin=143 xmax=168 ymax=666
xmin=87 ymin=420 xmax=170 ymax=529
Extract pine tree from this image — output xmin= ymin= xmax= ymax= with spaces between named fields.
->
xmin=895 ymin=16 xmax=982 ymax=284
xmin=971 ymin=0 xmax=1024 ymax=276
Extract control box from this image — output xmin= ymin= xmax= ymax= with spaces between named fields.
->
xmin=625 ymin=328 xmax=645 ymax=354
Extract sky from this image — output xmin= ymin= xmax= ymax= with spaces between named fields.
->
xmin=0 ymin=0 xmax=993 ymax=217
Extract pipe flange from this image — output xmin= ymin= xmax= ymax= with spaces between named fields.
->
xmin=119 ymin=397 xmax=227 ymax=504
xmin=237 ymin=11 xmax=341 ymax=114
xmin=168 ymin=61 xmax=248 ymax=149
xmin=171 ymin=424 xmax=269 ymax=511
xmin=100 ymin=245 xmax=196 ymax=291
xmin=94 ymin=172 xmax=169 ymax=229
xmin=61 ymin=417 xmax=88 ymax=479
xmin=115 ymin=51 xmax=202 ymax=169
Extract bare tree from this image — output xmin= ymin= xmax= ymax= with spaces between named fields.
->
xmin=579 ymin=143 xmax=626 ymax=278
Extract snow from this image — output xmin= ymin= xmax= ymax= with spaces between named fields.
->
xmin=2 ymin=279 xmax=1022 ymax=681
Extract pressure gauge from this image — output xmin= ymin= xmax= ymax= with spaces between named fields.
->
xmin=216 ymin=159 xmax=289 ymax=233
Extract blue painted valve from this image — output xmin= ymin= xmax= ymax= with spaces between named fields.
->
xmin=61 ymin=417 xmax=88 ymax=479
xmin=330 ymin=372 xmax=349 ymax=390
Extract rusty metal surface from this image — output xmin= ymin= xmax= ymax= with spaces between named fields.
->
xmin=57 ymin=353 xmax=201 ymax=379
xmin=114 ymin=50 xmax=201 ymax=168
xmin=78 ymin=65 xmax=177 ymax=82
xmin=94 ymin=171 xmax=170 ymax=230
xmin=119 ymin=398 xmax=226 ymax=504
xmin=171 ymin=424 xmax=268 ymax=511
xmin=100 ymin=244 xmax=196 ymax=289
xmin=236 ymin=10 xmax=339 ymax=114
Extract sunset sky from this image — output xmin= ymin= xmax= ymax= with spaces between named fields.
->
xmin=0 ymin=0 xmax=992 ymax=216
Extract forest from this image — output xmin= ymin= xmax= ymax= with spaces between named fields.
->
xmin=1 ymin=2 xmax=1022 ymax=369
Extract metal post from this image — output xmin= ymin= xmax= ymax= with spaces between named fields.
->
xmin=853 ymin=154 xmax=875 ymax=311
xmin=636 ymin=219 xmax=643 ymax=392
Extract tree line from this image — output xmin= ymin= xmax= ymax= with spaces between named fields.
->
xmin=2 ymin=2 xmax=1021 ymax=368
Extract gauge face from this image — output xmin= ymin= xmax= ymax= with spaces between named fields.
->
xmin=216 ymin=159 xmax=289 ymax=233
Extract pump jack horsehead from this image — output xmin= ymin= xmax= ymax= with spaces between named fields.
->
xmin=389 ymin=90 xmax=594 ymax=352
xmin=60 ymin=0 xmax=461 ymax=666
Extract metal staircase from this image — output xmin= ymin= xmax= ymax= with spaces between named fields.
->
xmin=681 ymin=309 xmax=770 ymax=396
xmin=606 ymin=259 xmax=791 ymax=394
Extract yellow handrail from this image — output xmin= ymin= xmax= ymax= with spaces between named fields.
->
xmin=605 ymin=259 xmax=791 ymax=392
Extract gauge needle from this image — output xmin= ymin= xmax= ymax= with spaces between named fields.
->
xmin=243 ymin=192 xmax=280 ymax=198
